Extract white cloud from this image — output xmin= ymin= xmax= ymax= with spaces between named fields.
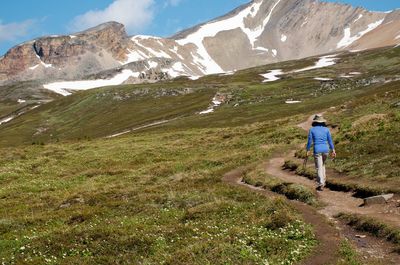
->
xmin=70 ymin=0 xmax=155 ymax=33
xmin=0 ymin=19 xmax=36 ymax=42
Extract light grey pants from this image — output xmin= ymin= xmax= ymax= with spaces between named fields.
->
xmin=314 ymin=153 xmax=328 ymax=187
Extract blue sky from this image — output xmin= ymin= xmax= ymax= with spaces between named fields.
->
xmin=0 ymin=0 xmax=399 ymax=55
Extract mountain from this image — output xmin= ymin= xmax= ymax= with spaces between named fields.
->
xmin=0 ymin=0 xmax=399 ymax=95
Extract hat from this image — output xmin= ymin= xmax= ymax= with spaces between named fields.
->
xmin=313 ymin=114 xmax=326 ymax=123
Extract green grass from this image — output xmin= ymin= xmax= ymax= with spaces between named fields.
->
xmin=243 ymin=164 xmax=318 ymax=206
xmin=336 ymin=213 xmax=400 ymax=246
xmin=0 ymin=121 xmax=318 ymax=264
xmin=282 ymin=159 xmax=399 ymax=196
xmin=0 ymin=87 xmax=216 ymax=146
xmin=0 ymin=102 xmax=21 ymax=118
xmin=324 ymin=81 xmax=400 ymax=192
xmin=336 ymin=240 xmax=362 ymax=265
xmin=0 ymin=80 xmax=57 ymax=103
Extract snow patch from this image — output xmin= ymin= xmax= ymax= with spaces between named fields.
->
xmin=354 ymin=14 xmax=363 ymax=23
xmin=285 ymin=100 xmax=301 ymax=104
xmin=41 ymin=61 xmax=52 ymax=68
xmin=260 ymin=69 xmax=283 ymax=82
xmin=255 ymin=47 xmax=269 ymax=53
xmin=349 ymin=49 xmax=365 ymax=53
xmin=124 ymin=36 xmax=171 ymax=64
xmin=339 ymin=72 xmax=361 ymax=78
xmin=301 ymin=17 xmax=308 ymax=27
xmin=0 ymin=105 xmax=40 ymax=125
xmin=199 ymin=95 xmax=223 ymax=115
xmin=372 ymin=10 xmax=393 ymax=14
xmin=251 ymin=0 xmax=283 ymax=50
xmin=395 ymin=34 xmax=400 ymax=40
xmin=70 ymin=35 xmax=77 ymax=39
xmin=43 ymin=69 xmax=141 ymax=96
xmin=340 ymin=74 xmax=353 ymax=78
xmin=259 ymin=55 xmax=338 ymax=82
xmin=170 ymin=46 xmax=184 ymax=60
xmin=337 ymin=19 xmax=384 ymax=49
xmin=249 ymin=1 xmax=262 ymax=17
xmin=29 ymin=64 xmax=39 ymax=70
xmin=107 ymin=130 xmax=131 ymax=138
xmin=294 ymin=55 xmax=338 ymax=73
xmin=0 ymin=116 xmax=14 ymax=125
xmin=148 ymin=61 xmax=158 ymax=69
xmin=272 ymin=49 xmax=278 ymax=57
xmin=220 ymin=71 xmax=235 ymax=76
xmin=29 ymin=61 xmax=53 ymax=70
xmin=145 ymin=47 xmax=172 ymax=59
xmin=124 ymin=48 xmax=148 ymax=64
xmin=281 ymin=34 xmax=287 ymax=42
xmin=17 ymin=99 xmax=26 ymax=104
xmin=176 ymin=0 xmax=283 ymax=74
xmin=199 ymin=109 xmax=214 ymax=114
xmin=314 ymin=77 xmax=333 ymax=81
xmin=163 ymin=62 xmax=187 ymax=78
xmin=132 ymin=35 xmax=162 ymax=40
xmin=156 ymin=40 xmax=164 ymax=47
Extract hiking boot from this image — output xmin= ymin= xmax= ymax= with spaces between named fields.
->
xmin=316 ymin=186 xmax=324 ymax=192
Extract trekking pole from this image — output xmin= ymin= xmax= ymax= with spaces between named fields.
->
xmin=303 ymin=156 xmax=308 ymax=169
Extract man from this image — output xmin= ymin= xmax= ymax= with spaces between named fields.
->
xmin=306 ymin=115 xmax=336 ymax=191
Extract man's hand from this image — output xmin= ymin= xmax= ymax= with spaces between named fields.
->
xmin=331 ymin=150 xmax=337 ymax=158
xmin=306 ymin=150 xmax=311 ymax=157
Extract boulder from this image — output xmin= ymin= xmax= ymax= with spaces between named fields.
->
xmin=363 ymin=194 xmax=394 ymax=206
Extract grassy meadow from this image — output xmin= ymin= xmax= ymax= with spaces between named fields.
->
xmin=0 ymin=121 xmax=317 ymax=264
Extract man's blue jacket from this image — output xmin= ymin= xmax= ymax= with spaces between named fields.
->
xmin=306 ymin=125 xmax=335 ymax=154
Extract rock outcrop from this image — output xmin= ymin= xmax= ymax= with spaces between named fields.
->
xmin=0 ymin=22 xmax=130 ymax=81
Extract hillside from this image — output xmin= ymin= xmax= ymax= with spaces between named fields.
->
xmin=0 ymin=46 xmax=398 ymax=145
xmin=0 ymin=44 xmax=399 ymax=263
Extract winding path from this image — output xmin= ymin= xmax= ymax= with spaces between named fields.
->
xmin=293 ymin=113 xmax=400 ymax=225
xmin=222 ymin=113 xmax=400 ymax=264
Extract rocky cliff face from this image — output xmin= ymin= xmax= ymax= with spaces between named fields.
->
xmin=0 ymin=22 xmax=130 ymax=82
xmin=0 ymin=0 xmax=399 ymax=90
xmin=32 ymin=22 xmax=128 ymax=66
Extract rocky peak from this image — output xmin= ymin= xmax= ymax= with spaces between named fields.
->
xmin=34 ymin=22 xmax=129 ymax=65
xmin=78 ymin=21 xmax=126 ymax=34
xmin=0 ymin=21 xmax=130 ymax=81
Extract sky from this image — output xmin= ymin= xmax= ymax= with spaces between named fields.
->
xmin=0 ymin=0 xmax=399 ymax=55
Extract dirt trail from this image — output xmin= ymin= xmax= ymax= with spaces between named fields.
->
xmin=266 ymin=156 xmax=400 ymax=226
xmin=223 ymin=168 xmax=341 ymax=265
xmin=290 ymin=114 xmax=400 ymax=226
xmin=223 ymin=113 xmax=400 ymax=264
